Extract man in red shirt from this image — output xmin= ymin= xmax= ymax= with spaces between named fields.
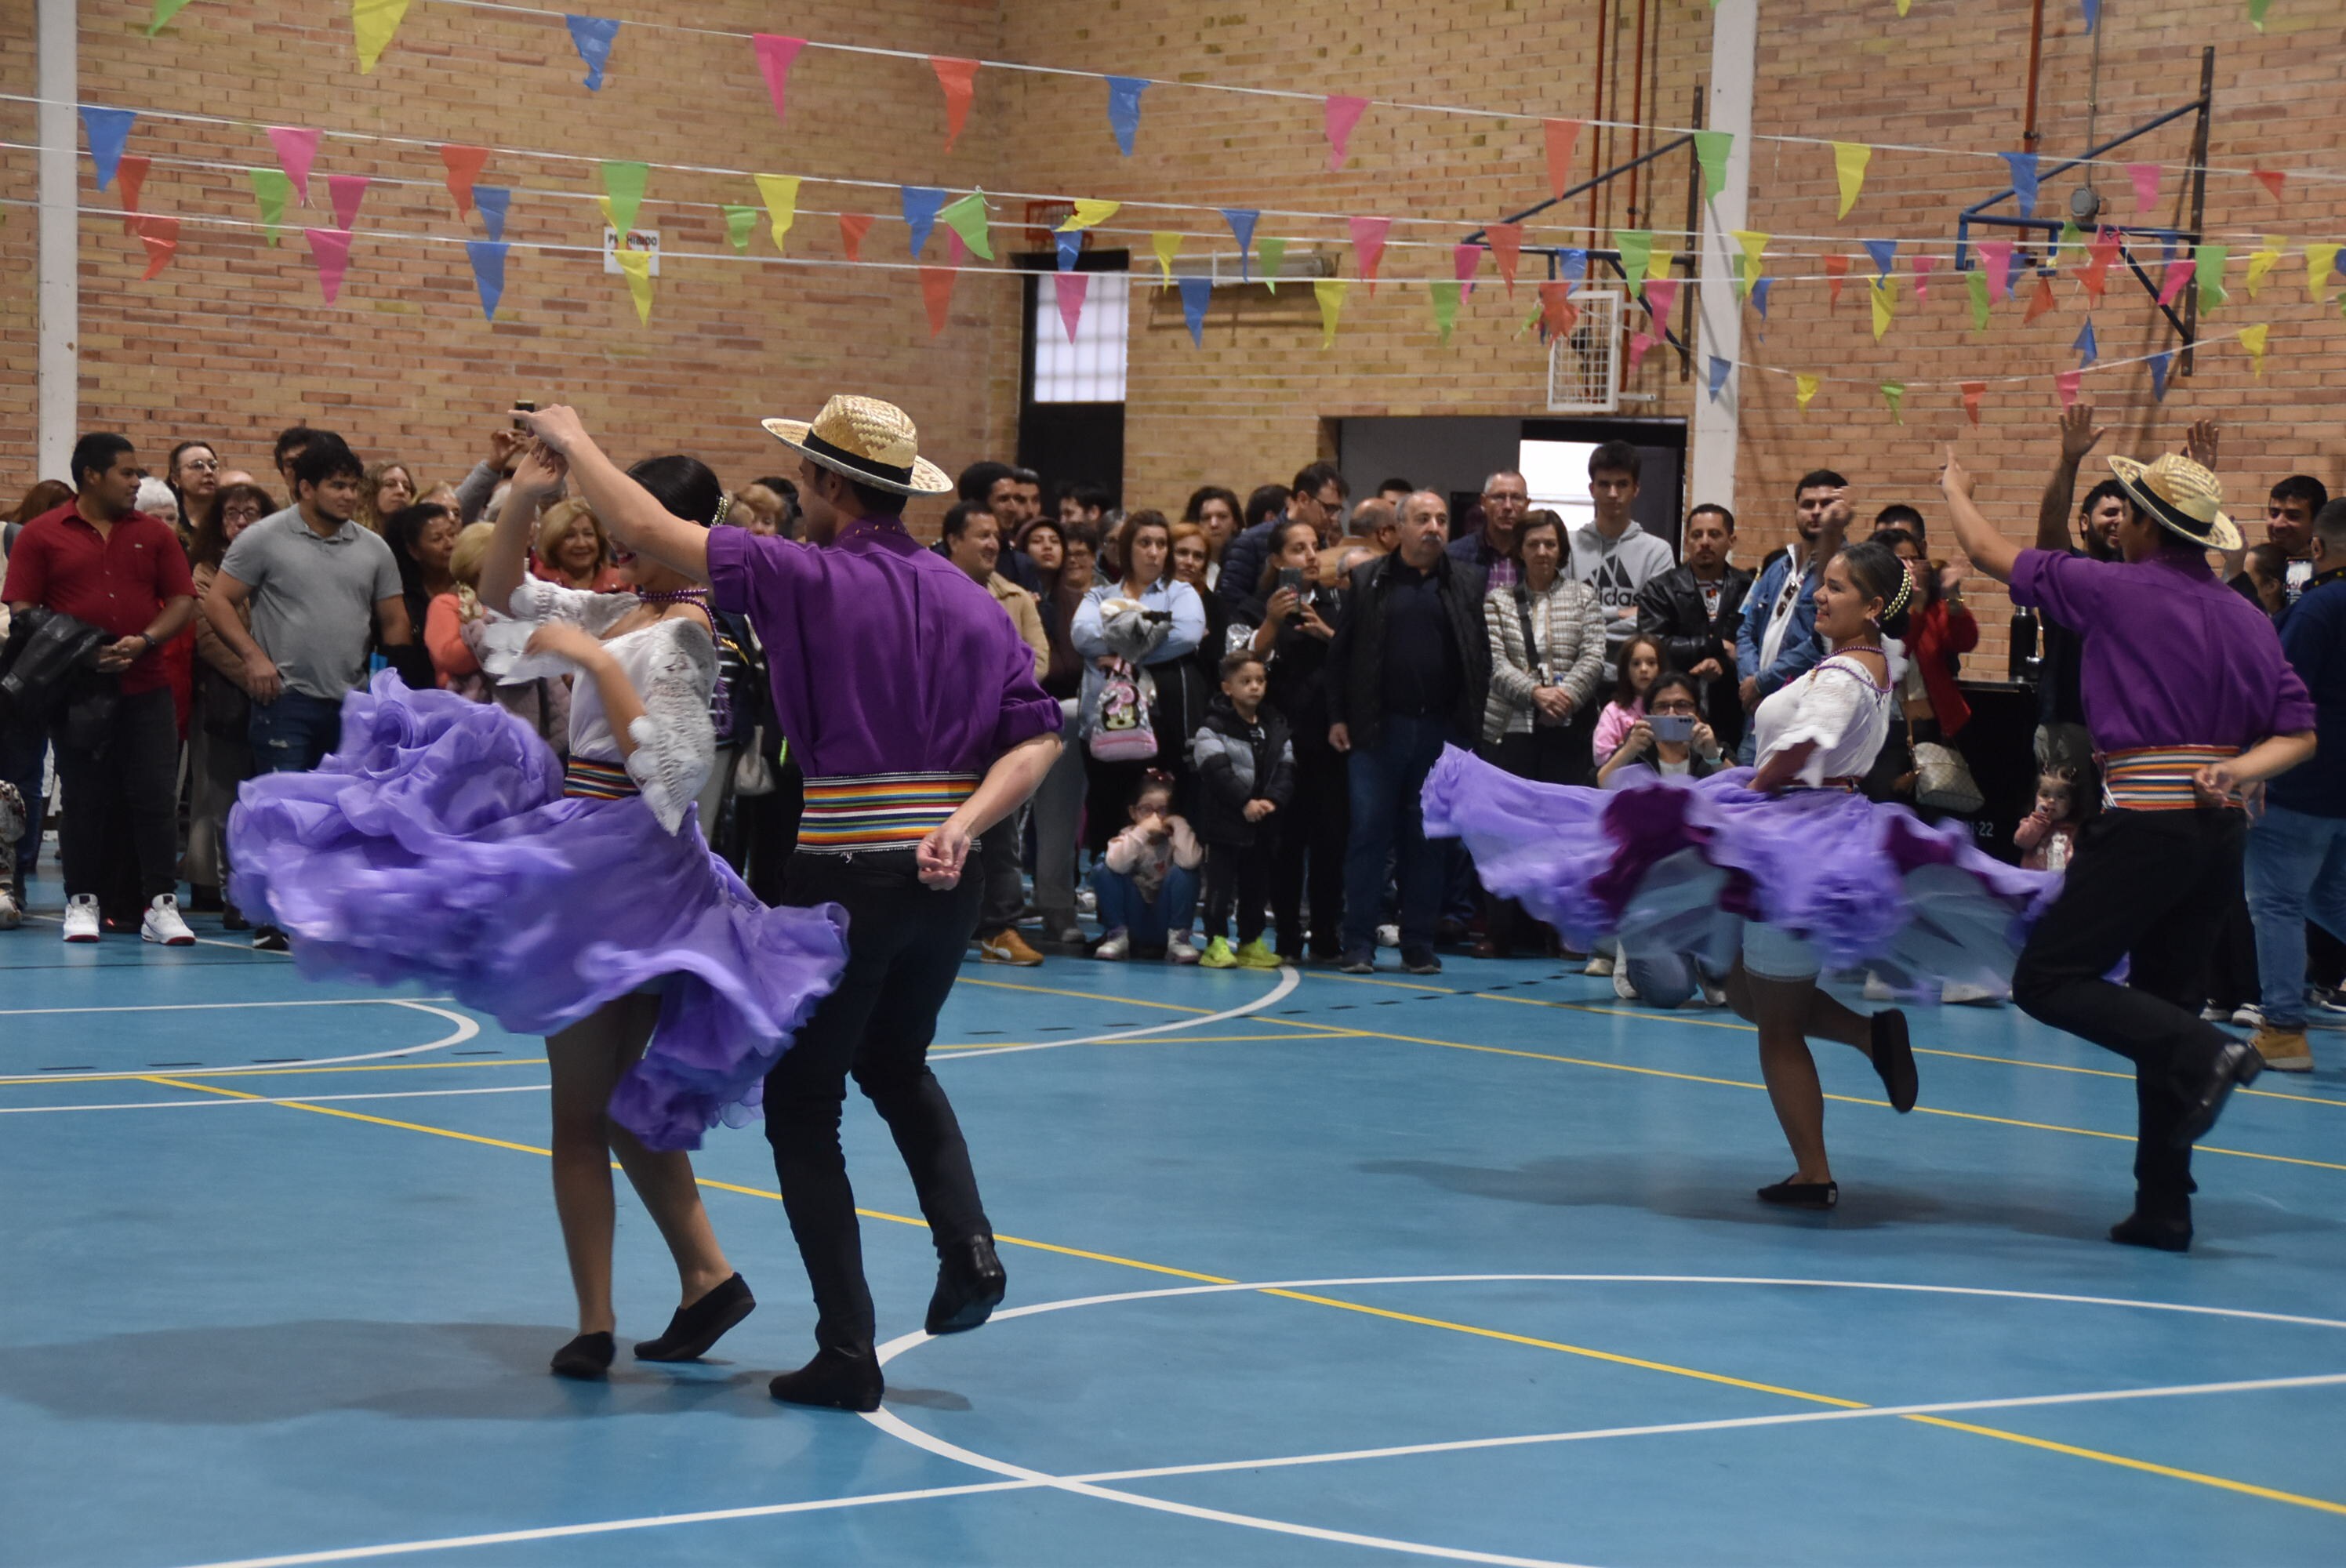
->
xmin=1 ymin=434 xmax=198 ymax=944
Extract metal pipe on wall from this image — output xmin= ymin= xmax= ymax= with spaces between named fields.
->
xmin=1626 ymin=0 xmax=1649 ymax=223
xmin=1590 ymin=0 xmax=1611 ymax=238
xmin=37 ymin=0 xmax=78 ymax=479
xmin=2022 ymin=0 xmax=2046 ymax=151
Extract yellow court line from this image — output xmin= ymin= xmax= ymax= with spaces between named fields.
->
xmin=957 ymin=977 xmax=1223 ymax=1014
xmin=144 ymin=1073 xmax=2346 ymax=1518
xmin=932 ymin=1030 xmax=1352 ymax=1052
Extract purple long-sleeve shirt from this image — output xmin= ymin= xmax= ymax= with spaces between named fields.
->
xmin=2007 ymin=546 xmax=2314 ymax=753
xmin=706 ymin=519 xmax=1061 ymax=781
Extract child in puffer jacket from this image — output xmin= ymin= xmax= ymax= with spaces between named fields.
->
xmin=1188 ymin=649 xmax=1295 ymax=970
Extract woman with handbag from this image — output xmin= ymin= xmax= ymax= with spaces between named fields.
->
xmin=1071 ymin=510 xmax=1204 ymax=856
xmin=184 ymin=481 xmax=274 ymax=927
xmin=1865 ymin=526 xmax=1982 ymax=815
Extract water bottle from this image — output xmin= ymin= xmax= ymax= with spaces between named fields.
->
xmin=2007 ymin=608 xmax=2039 ymax=684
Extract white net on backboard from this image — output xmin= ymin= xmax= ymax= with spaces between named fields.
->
xmin=1547 ymin=287 xmax=1622 ymax=414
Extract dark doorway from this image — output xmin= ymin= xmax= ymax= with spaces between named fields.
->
xmin=1015 ymin=250 xmax=1129 ymax=506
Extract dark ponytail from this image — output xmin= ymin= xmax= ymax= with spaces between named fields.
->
xmin=626 ymin=454 xmax=724 ymax=528
xmin=1836 ymin=539 xmax=1914 ymax=640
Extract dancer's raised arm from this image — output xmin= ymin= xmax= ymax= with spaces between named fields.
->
xmin=514 ymin=405 xmax=710 ymax=583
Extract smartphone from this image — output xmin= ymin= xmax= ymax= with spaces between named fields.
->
xmin=1276 ymin=567 xmax=1305 ymax=593
xmin=1648 ymin=713 xmax=1696 ymax=743
xmin=511 ymin=400 xmax=536 ymax=431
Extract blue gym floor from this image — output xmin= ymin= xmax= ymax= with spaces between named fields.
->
xmin=4 ymin=863 xmax=2344 ymax=1567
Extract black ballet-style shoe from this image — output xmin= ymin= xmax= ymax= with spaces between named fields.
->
xmin=634 ymin=1273 xmax=756 ymax=1362
xmin=550 ymin=1331 xmax=616 ymax=1380
xmin=2170 ymin=1040 xmax=2264 ymax=1147
xmin=2108 ymin=1212 xmax=2193 ymax=1253
xmin=1757 ymin=1178 xmax=1839 ymax=1210
xmin=1870 ymin=1008 xmax=1918 ymax=1113
xmin=925 ymin=1235 xmax=1007 ymax=1337
xmin=768 ymin=1347 xmax=884 ymax=1412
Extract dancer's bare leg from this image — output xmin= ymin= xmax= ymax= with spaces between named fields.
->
xmin=547 ymin=1005 xmax=626 ymax=1335
xmin=603 ymin=990 xmax=735 ymax=1308
xmin=1740 ymin=964 xmax=1835 ymax=1184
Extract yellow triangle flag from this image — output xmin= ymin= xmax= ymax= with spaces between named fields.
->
xmin=1796 ymin=373 xmax=1821 ymax=412
xmin=596 ymin=196 xmax=616 ymax=229
xmin=2243 ymin=236 xmax=2283 ymax=298
xmin=2308 ymin=242 xmax=2342 ymax=301
xmin=2238 ymin=322 xmax=2269 ymax=375
xmin=1731 ymin=229 xmax=1769 ymax=297
xmin=1314 ymin=278 xmax=1349 ymax=348
xmin=1895 ymin=0 xmax=1912 ymax=13
xmin=1869 ymin=276 xmax=1896 ymax=341
xmin=352 ymin=0 xmax=411 ymax=74
xmin=754 ymin=175 xmax=801 ymax=254
xmin=1058 ymin=199 xmax=1120 ymax=232
xmin=1832 ymin=142 xmax=1872 ymax=220
xmin=1150 ymin=231 xmax=1181 ymax=287
xmin=616 ymin=248 xmax=654 ymax=325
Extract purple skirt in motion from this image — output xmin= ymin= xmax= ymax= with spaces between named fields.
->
xmin=1422 ymin=745 xmax=2058 ymax=990
xmin=228 ymin=673 xmax=849 ymax=1152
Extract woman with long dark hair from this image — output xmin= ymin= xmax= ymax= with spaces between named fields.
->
xmin=166 ymin=441 xmax=222 ymax=554
xmin=383 ymin=500 xmax=460 ymax=646
xmin=183 ymin=481 xmax=275 ymax=920
xmin=1182 ymin=485 xmax=1242 ymax=586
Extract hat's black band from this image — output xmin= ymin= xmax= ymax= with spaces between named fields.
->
xmin=2120 ymin=477 xmax=2219 ymax=543
xmin=801 ymin=430 xmax=913 ymax=485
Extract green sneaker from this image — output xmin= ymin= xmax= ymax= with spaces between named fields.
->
xmin=1199 ymin=937 xmax=1237 ymax=969
xmin=1234 ymin=938 xmax=1281 ymax=970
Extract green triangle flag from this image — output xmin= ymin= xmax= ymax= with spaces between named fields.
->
xmin=1428 ymin=279 xmax=1461 ymax=344
xmin=1881 ymin=381 xmax=1906 ymax=423
xmin=1258 ymin=235 xmax=1287 ymax=293
xmin=2194 ymin=244 xmax=2229 ymax=314
xmin=147 ymin=0 xmax=194 ymax=34
xmin=2054 ymin=220 xmax=2083 ymax=265
xmin=1693 ymin=130 xmax=1733 ymax=201
xmin=721 ymin=205 xmax=758 ymax=252
xmin=249 ymin=167 xmax=292 ymax=245
xmin=1966 ymin=267 xmax=1992 ymax=331
xmin=939 ymin=190 xmax=994 ymax=262
xmin=1614 ymin=230 xmax=1654 ymax=297
xmin=601 ymin=161 xmax=649 ymax=236
xmin=2247 ymin=0 xmax=2271 ymax=31
xmin=1514 ymin=296 xmax=1545 ymax=339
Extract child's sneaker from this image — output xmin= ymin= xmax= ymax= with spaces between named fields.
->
xmin=1199 ymin=936 xmax=1237 ymax=969
xmin=1234 ymin=938 xmax=1280 ymax=971
xmin=1093 ymin=928 xmax=1131 ymax=961
xmin=1167 ymin=931 xmax=1201 ymax=964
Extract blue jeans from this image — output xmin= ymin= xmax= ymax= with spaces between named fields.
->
xmin=248 ymin=691 xmax=345 ymax=775
xmin=1624 ymin=952 xmax=1701 ymax=1008
xmin=2245 ymin=803 xmax=2346 ymax=1030
xmin=1091 ymin=862 xmax=1199 ymax=947
xmin=1342 ymin=714 xmax=1451 ymax=953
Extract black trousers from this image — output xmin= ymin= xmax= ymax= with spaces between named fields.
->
xmin=2011 ymin=808 xmax=2242 ymax=1222
xmin=1480 ymin=728 xmax=1584 ymax=953
xmin=51 ymin=685 xmax=179 ymax=904
xmin=1271 ymin=743 xmax=1346 ymax=958
xmin=1202 ymin=840 xmax=1271 ymax=944
xmin=975 ymin=804 xmax=1026 ymax=932
xmin=767 ymin=849 xmax=990 ymax=1354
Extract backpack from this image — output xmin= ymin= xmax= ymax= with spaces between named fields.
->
xmin=1088 ymin=662 xmax=1159 ymax=762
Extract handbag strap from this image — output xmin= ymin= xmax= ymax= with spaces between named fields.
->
xmin=1512 ymin=583 xmax=1543 ymax=677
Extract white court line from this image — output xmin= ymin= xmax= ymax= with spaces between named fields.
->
xmin=941 ymin=964 xmax=1301 ymax=1060
xmin=0 ymin=996 xmax=454 ymax=1017
xmin=0 ymin=999 xmax=480 ymax=1085
xmin=0 ymin=1084 xmax=549 ymax=1115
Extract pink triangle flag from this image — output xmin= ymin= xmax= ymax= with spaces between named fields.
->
xmin=930 ymin=57 xmax=979 ymax=152
xmin=1324 ymin=95 xmax=1369 ymax=172
xmin=305 ymin=227 xmax=354 ymax=304
xmin=1054 ymin=270 xmax=1088 ymax=343
xmin=1912 ymin=253 xmax=1936 ymax=303
xmin=267 ymin=125 xmax=322 ymax=205
xmin=326 ymin=173 xmax=369 ymax=230
xmin=1451 ymin=243 xmax=1481 ymax=289
xmin=2128 ymin=162 xmax=2159 ymax=214
xmin=1348 ymin=216 xmax=1391 ymax=294
xmin=1625 ymin=330 xmax=1657 ymax=374
xmin=1978 ymin=240 xmax=2014 ymax=301
xmin=1644 ymin=278 xmax=1680 ymax=320
xmin=2156 ymin=257 xmax=2195 ymax=307
xmin=753 ymin=35 xmax=806 ymax=125
xmin=2055 ymin=369 xmax=2083 ymax=409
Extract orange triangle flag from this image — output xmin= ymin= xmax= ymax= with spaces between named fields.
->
xmin=136 ymin=215 xmax=179 ymax=279
xmin=837 ymin=212 xmax=873 ymax=262
xmin=118 ymin=154 xmax=151 ymax=233
xmin=1543 ymin=119 xmax=1583 ymax=200
xmin=921 ymin=264 xmax=957 ymax=335
xmin=2253 ymin=167 xmax=2286 ymax=203
xmin=2082 ymin=230 xmax=2119 ymax=303
xmin=439 ymin=144 xmax=489 ymax=217
xmin=2024 ymin=273 xmax=2057 ymax=323
xmin=1961 ymin=380 xmax=1985 ymax=425
xmin=931 ymin=57 xmax=979 ymax=153
xmin=1538 ymin=281 xmax=1579 ymax=338
xmin=1487 ymin=221 xmax=1523 ymax=296
xmin=1824 ymin=253 xmax=1849 ymax=306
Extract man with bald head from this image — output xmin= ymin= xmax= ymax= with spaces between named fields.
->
xmin=1449 ymin=470 xmax=1529 ymax=592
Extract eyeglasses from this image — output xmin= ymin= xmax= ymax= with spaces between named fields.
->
xmin=180 ymin=458 xmax=220 ymax=473
xmin=222 ymin=506 xmax=263 ymax=522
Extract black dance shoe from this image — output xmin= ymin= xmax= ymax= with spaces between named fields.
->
xmin=2108 ymin=1212 xmax=2193 ymax=1252
xmin=768 ymin=1348 xmax=884 ymax=1411
xmin=634 ymin=1273 xmax=755 ymax=1362
xmin=1757 ymin=1178 xmax=1839 ymax=1210
xmin=2171 ymin=1040 xmax=2264 ymax=1146
xmin=550 ymin=1331 xmax=616 ymax=1379
xmin=925 ymin=1236 xmax=1008 ymax=1336
xmin=1869 ymin=1008 xmax=1918 ymax=1113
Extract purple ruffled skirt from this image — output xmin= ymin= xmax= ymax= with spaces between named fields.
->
xmin=227 ymin=673 xmax=849 ymax=1152
xmin=1422 ymin=746 xmax=2058 ymax=990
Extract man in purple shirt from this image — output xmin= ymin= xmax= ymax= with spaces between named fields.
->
xmin=1942 ymin=448 xmax=2315 ymax=1252
xmin=520 ymin=397 xmax=1062 ymax=1408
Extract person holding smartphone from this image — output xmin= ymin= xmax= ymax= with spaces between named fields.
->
xmin=1233 ymin=518 xmax=1346 ymax=962
xmin=1596 ymin=673 xmax=1723 ymax=787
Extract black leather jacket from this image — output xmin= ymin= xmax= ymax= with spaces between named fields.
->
xmin=1635 ymin=563 xmax=1754 ymax=673
xmin=1325 ymin=551 xmax=1490 ymax=752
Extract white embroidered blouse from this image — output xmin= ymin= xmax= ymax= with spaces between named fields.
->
xmin=1749 ymin=651 xmax=1893 ymax=786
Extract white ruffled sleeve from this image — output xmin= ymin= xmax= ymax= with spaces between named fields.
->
xmin=1756 ymin=662 xmax=1876 ymax=786
xmin=479 ymin=580 xmax=641 ymax=684
xmin=506 ymin=578 xmax=637 ymax=633
xmin=623 ymin=619 xmax=719 ymax=835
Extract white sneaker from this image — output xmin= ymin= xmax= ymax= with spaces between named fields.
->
xmin=141 ymin=894 xmax=195 ymax=946
xmin=2230 ymin=1004 xmax=2264 ymax=1029
xmin=1697 ymin=976 xmax=1727 ymax=1008
xmin=2198 ymin=1004 xmax=2228 ymax=1023
xmin=1093 ymin=928 xmax=1131 ymax=961
xmin=1611 ymin=963 xmax=1637 ymax=1000
xmin=1584 ymin=953 xmax=1614 ymax=977
xmin=1939 ymin=982 xmax=2003 ymax=1007
xmin=62 ymin=893 xmax=100 ymax=942
xmin=1862 ymin=974 xmax=1898 ymax=1003
xmin=1076 ymin=888 xmax=1097 ymax=916
xmin=0 ymin=888 xmax=19 ymax=930
xmin=1376 ymin=923 xmax=1400 ymax=949
xmin=1167 ymin=931 xmax=1200 ymax=965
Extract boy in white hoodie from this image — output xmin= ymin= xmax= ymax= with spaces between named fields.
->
xmin=1569 ymin=440 xmax=1680 ymax=686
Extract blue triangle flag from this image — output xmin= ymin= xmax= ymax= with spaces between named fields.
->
xmin=1220 ymin=208 xmax=1258 ymax=281
xmin=1707 ymin=355 xmax=1731 ymax=401
xmin=1751 ymin=276 xmax=1774 ymax=319
xmin=79 ymin=106 xmax=136 ymax=191
xmin=902 ymin=186 xmax=946 ymax=257
xmin=2002 ymin=151 xmax=2040 ymax=216
xmin=1106 ymin=76 xmax=1147 ymax=158
xmin=466 ymin=239 xmax=509 ymax=321
xmin=2148 ymin=350 xmax=2173 ymax=401
xmin=565 ymin=15 xmax=620 ymax=92
xmin=2074 ymin=318 xmax=2097 ymax=365
xmin=1055 ymin=230 xmax=1081 ymax=272
xmin=474 ymin=185 xmax=511 ymax=242
xmin=1559 ymin=248 xmax=1589 ymax=281
xmin=2003 ymin=246 xmax=2026 ymax=296
xmin=2080 ymin=0 xmax=2100 ymax=33
xmin=1178 ymin=276 xmax=1211 ymax=346
xmin=1864 ymin=238 xmax=1898 ymax=279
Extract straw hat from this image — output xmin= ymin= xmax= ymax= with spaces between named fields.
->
xmin=2107 ymin=452 xmax=2241 ymax=552
xmin=761 ymin=394 xmax=953 ymax=496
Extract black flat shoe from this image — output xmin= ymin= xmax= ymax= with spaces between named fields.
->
xmin=926 ymin=1236 xmax=1007 ymax=1336
xmin=550 ymin=1331 xmax=616 ymax=1380
xmin=2108 ymin=1212 xmax=2192 ymax=1252
xmin=768 ymin=1347 xmax=883 ymax=1411
xmin=2171 ymin=1040 xmax=2263 ymax=1146
xmin=1870 ymin=1008 xmax=1918 ymax=1113
xmin=634 ymin=1273 xmax=755 ymax=1362
xmin=1757 ymin=1178 xmax=1839 ymax=1210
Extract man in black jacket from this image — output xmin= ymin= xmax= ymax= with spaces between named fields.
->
xmin=1326 ymin=492 xmax=1490 ymax=975
xmin=1636 ymin=503 xmax=1754 ymax=755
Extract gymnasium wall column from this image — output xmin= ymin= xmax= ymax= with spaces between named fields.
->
xmin=36 ymin=0 xmax=78 ymax=479
xmin=1689 ymin=0 xmax=1756 ymax=514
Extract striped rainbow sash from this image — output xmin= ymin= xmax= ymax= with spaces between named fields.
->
xmin=562 ymin=756 xmax=637 ymax=801
xmin=798 ymin=771 xmax=979 ymax=854
xmin=2099 ymin=745 xmax=2238 ymax=811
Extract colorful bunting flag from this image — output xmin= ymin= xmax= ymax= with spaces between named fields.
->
xmin=1614 ymin=230 xmax=1654 ymax=298
xmin=1966 ymin=268 xmax=1991 ymax=330
xmin=136 ymin=216 xmax=177 ymax=280
xmin=2082 ymin=228 xmax=2119 ymax=301
xmin=930 ymin=58 xmax=979 ymax=152
xmin=1451 ymin=244 xmax=1481 ymax=293
xmin=1824 ymin=252 xmax=1850 ymax=306
xmin=752 ymin=34 xmax=804 ymax=125
xmin=2127 ymin=162 xmax=2159 ymax=214
xmin=2024 ymin=273 xmax=2057 ymax=324
xmin=2075 ymin=319 xmax=2098 ymax=365
xmin=1053 ymin=272 xmax=1088 ymax=343
xmin=1626 ymin=332 xmax=1658 ymax=374
xmin=1544 ymin=118 xmax=1583 ymax=200
xmin=2155 ymin=257 xmax=2195 ymax=308
xmin=1694 ymin=129 xmax=1733 ymax=201
xmin=465 ymin=238 xmax=507 ymax=320
xmin=1538 ymin=282 xmax=1580 ymax=340
xmin=439 ymin=144 xmax=489 ymax=217
xmin=2239 ymin=322 xmax=2268 ymax=374
xmin=1796 ymin=372 xmax=1820 ymax=411
xmin=1560 ymin=248 xmax=1589 ymax=284
xmin=2148 ymin=350 xmax=2174 ymax=401
xmin=1178 ymin=275 xmax=1211 ymax=346
xmin=2054 ymin=220 xmax=2083 ymax=267
xmin=116 ymin=156 xmax=151 ymax=232
xmin=326 ymin=173 xmax=369 ymax=230
xmin=837 ymin=212 xmax=872 ymax=262
xmin=1146 ymin=231 xmax=1182 ymax=287
xmin=1706 ymin=354 xmax=1731 ymax=401
xmin=1912 ymin=253 xmax=1936 ymax=303
xmin=2080 ymin=0 xmax=2101 ymax=33
xmin=1106 ymin=76 xmax=1147 ymax=157
xmin=1977 ymin=241 xmax=2014 ymax=301
xmin=1258 ymin=235 xmax=1287 ymax=292
xmin=1058 ymin=199 xmax=1120 ymax=232
xmin=939 ymin=190 xmax=993 ymax=261
xmin=565 ymin=15 xmax=619 ymax=90
xmin=2253 ymin=167 xmax=2286 ymax=202
xmin=753 ymin=174 xmax=800 ymax=253
xmin=2194 ymin=244 xmax=2228 ymax=313
xmin=1832 ymin=142 xmax=1871 ymax=219
xmin=615 ymin=247 xmax=653 ymax=325
xmin=1053 ymin=230 xmax=1080 ymax=271
xmin=2055 ymin=370 xmax=2082 ymax=409
xmin=1751 ymin=277 xmax=1774 ymax=319
xmin=353 ymin=0 xmax=411 ymax=74
xmin=2001 ymin=151 xmax=2040 ymax=215
xmin=1880 ymin=381 xmax=1905 ymax=423
xmin=1220 ymin=209 xmax=1258 ymax=281
xmin=720 ymin=205 xmax=757 ymax=252
xmin=2248 ymin=0 xmax=2272 ymax=32
xmin=1732 ymin=229 xmax=1768 ymax=299
xmin=1349 ymin=216 xmax=1391 ymax=295
xmin=2245 ymin=237 xmax=2284 ymax=298
xmin=304 ymin=227 xmax=354 ymax=304
xmin=1870 ymin=276 xmax=1895 ymax=340
xmin=1961 ymin=381 xmax=1985 ymax=423
xmin=1313 ymin=278 xmax=1348 ymax=347
xmin=80 ymin=107 xmax=136 ymax=191
xmin=1643 ymin=278 xmax=1680 ymax=327
xmin=900 ymin=186 xmax=946 ymax=257
xmin=1325 ymin=96 xmax=1369 ymax=172
xmin=249 ymin=167 xmax=292 ymax=245
xmin=1487 ymin=223 xmax=1523 ymax=295
xmin=265 ymin=126 xmax=321 ymax=205
xmin=2309 ymin=242 xmax=2343 ymax=300
xmin=1428 ymin=279 xmax=1462 ymax=344
xmin=1863 ymin=238 xmax=1897 ymax=279
xmin=147 ymin=0 xmax=194 ymax=36
xmin=601 ymin=161 xmax=648 ymax=236
xmin=943 ymin=228 xmax=970 ymax=270
xmin=474 ymin=185 xmax=510 ymax=241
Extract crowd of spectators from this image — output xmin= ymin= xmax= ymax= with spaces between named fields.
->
xmin=0 ymin=412 xmax=2337 ymax=1066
